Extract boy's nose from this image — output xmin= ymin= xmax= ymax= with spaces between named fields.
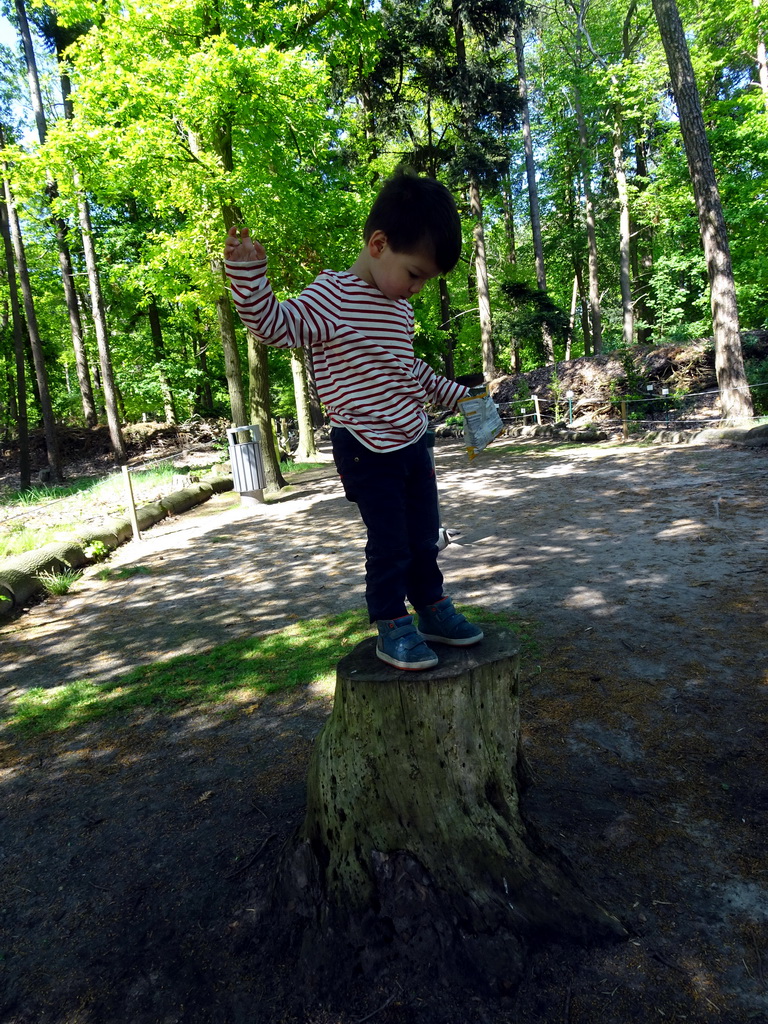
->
xmin=409 ymin=280 xmax=425 ymax=295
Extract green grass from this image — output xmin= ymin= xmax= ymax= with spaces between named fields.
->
xmin=0 ymin=464 xmax=221 ymax=559
xmin=284 ymin=460 xmax=328 ymax=476
xmin=3 ymin=607 xmax=532 ymax=739
xmin=0 ymin=460 xmax=324 ymax=560
xmin=36 ymin=568 xmax=84 ymax=595
xmin=96 ymin=565 xmax=153 ymax=581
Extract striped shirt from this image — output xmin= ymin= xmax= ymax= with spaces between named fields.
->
xmin=225 ymin=258 xmax=468 ymax=452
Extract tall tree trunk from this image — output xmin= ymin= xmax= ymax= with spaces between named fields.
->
xmin=213 ymin=260 xmax=248 ymax=426
xmin=576 ymin=261 xmax=592 ymax=356
xmin=246 ymin=333 xmax=286 ymax=491
xmin=651 ymin=0 xmax=754 ymax=420
xmin=0 ymin=200 xmax=30 ymax=488
xmin=147 ymin=298 xmax=178 ymax=425
xmin=573 ymin=83 xmax=603 ymax=354
xmin=567 ymin=274 xmax=578 ymax=361
xmin=76 ymin=181 xmax=127 ymax=460
xmin=289 ymin=347 xmax=317 ymax=461
xmin=192 ymin=311 xmax=214 ymax=416
xmin=1 ymin=163 xmax=62 ymax=481
xmin=612 ymin=121 xmax=634 ymax=347
xmin=198 ymin=6 xmax=281 ymax=468
xmin=631 ymin=139 xmax=654 ymax=345
xmin=502 ymin=173 xmax=517 ymax=265
xmin=469 ymin=177 xmax=495 ymax=380
xmin=578 ymin=0 xmax=635 ymax=349
xmin=756 ymin=0 xmax=768 ymax=101
xmin=15 ymin=0 xmax=97 ymax=429
xmin=514 ymin=20 xmax=555 ymax=362
xmin=565 ymin=164 xmax=592 ymax=357
xmin=453 ymin=2 xmax=494 ymax=380
xmin=439 ymin=278 xmax=456 ymax=380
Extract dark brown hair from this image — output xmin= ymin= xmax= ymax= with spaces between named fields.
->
xmin=363 ymin=171 xmax=462 ymax=275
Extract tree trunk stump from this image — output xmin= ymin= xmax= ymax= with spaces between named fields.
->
xmin=273 ymin=625 xmax=626 ymax=997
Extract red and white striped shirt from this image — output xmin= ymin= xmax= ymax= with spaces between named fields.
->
xmin=225 ymin=258 xmax=468 ymax=452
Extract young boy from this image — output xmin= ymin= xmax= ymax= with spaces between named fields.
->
xmin=224 ymin=171 xmax=483 ymax=670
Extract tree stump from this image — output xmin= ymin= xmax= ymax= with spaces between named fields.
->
xmin=273 ymin=625 xmax=626 ymax=997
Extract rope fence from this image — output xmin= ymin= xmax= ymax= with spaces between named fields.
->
xmin=504 ymin=380 xmax=768 ymax=431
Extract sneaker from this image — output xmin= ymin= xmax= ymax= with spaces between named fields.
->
xmin=376 ymin=614 xmax=439 ymax=670
xmin=416 ymin=597 xmax=483 ymax=647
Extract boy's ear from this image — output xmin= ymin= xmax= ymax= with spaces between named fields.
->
xmin=367 ymin=230 xmax=388 ymax=258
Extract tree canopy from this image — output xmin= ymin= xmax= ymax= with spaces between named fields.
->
xmin=1 ymin=0 xmax=766 ymax=467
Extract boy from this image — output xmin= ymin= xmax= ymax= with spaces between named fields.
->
xmin=224 ymin=171 xmax=482 ymax=670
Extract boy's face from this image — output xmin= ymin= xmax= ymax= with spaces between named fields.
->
xmin=367 ymin=230 xmax=442 ymax=301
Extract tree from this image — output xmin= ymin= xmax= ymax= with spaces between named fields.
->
xmin=289 ymin=348 xmax=318 ymax=461
xmin=0 ymin=198 xmax=30 ymax=487
xmin=514 ymin=18 xmax=555 ymax=361
xmin=1 ymin=129 xmax=62 ymax=480
xmin=272 ymin=629 xmax=626 ymax=997
xmin=14 ymin=0 xmax=98 ymax=429
xmin=651 ymin=0 xmax=754 ymax=420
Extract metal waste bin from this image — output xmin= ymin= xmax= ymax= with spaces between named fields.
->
xmin=226 ymin=425 xmax=265 ymax=505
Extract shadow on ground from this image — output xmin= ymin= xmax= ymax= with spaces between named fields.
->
xmin=1 ymin=439 xmax=767 ymax=1023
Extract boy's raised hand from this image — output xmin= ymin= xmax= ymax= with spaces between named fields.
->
xmin=224 ymin=225 xmax=266 ymax=262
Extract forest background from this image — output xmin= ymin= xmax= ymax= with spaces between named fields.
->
xmin=1 ymin=0 xmax=767 ymax=490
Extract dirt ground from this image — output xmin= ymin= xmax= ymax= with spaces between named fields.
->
xmin=1 ymin=435 xmax=767 ymax=1024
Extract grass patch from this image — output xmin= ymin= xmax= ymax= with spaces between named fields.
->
xmin=96 ymin=565 xmax=153 ymax=581
xmin=0 ymin=464 xmax=223 ymax=559
xmin=284 ymin=460 xmax=328 ymax=476
xmin=36 ymin=568 xmax=84 ymax=595
xmin=4 ymin=607 xmax=531 ymax=738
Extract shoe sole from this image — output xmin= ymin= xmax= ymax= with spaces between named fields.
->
xmin=418 ymin=630 xmax=484 ymax=647
xmin=376 ymin=648 xmax=438 ymax=671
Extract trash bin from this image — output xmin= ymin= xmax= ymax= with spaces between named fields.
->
xmin=226 ymin=425 xmax=266 ymax=505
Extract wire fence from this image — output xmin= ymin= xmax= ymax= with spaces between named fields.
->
xmin=504 ymin=380 xmax=768 ymax=431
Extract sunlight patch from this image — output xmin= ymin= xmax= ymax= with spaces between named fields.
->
xmin=656 ymin=518 xmax=704 ymax=538
xmin=561 ymin=586 xmax=611 ymax=614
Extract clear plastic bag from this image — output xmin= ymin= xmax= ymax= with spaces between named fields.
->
xmin=458 ymin=386 xmax=504 ymax=460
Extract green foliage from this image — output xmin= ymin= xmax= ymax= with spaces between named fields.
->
xmin=83 ymin=539 xmax=109 ymax=561
xmin=744 ymin=357 xmax=768 ymax=415
xmin=2 ymin=0 xmax=767 ymax=449
xmin=35 ymin=568 xmax=83 ymax=595
xmin=499 ymin=279 xmax=570 ymax=363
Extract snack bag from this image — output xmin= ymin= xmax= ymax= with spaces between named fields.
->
xmin=458 ymin=386 xmax=504 ymax=460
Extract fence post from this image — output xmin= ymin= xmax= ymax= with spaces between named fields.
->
xmin=122 ymin=466 xmax=142 ymax=541
xmin=533 ymin=394 xmax=542 ymax=425
xmin=621 ymin=400 xmax=629 ymax=439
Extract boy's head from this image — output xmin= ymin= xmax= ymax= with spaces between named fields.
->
xmin=363 ymin=171 xmax=462 ymax=276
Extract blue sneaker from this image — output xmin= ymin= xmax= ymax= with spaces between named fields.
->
xmin=416 ymin=597 xmax=483 ymax=647
xmin=376 ymin=614 xmax=439 ymax=670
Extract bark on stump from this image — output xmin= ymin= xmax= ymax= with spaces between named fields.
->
xmin=273 ymin=625 xmax=626 ymax=997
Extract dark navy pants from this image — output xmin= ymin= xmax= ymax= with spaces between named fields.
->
xmin=331 ymin=427 xmax=443 ymax=622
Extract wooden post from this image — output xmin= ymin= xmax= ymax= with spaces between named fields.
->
xmin=533 ymin=393 xmax=542 ymax=424
xmin=271 ymin=626 xmax=626 ymax=999
xmin=621 ymin=399 xmax=629 ymax=439
xmin=121 ymin=466 xmax=142 ymax=541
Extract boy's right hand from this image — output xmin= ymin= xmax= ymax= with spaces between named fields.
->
xmin=224 ymin=225 xmax=266 ymax=262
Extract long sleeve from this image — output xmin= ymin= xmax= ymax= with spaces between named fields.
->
xmin=413 ymin=359 xmax=469 ymax=411
xmin=225 ymin=258 xmax=468 ymax=452
xmin=225 ymin=258 xmax=334 ymax=349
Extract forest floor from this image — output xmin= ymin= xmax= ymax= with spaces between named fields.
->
xmin=0 ymin=432 xmax=767 ymax=1024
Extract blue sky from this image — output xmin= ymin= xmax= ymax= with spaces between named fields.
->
xmin=0 ymin=14 xmax=17 ymax=49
